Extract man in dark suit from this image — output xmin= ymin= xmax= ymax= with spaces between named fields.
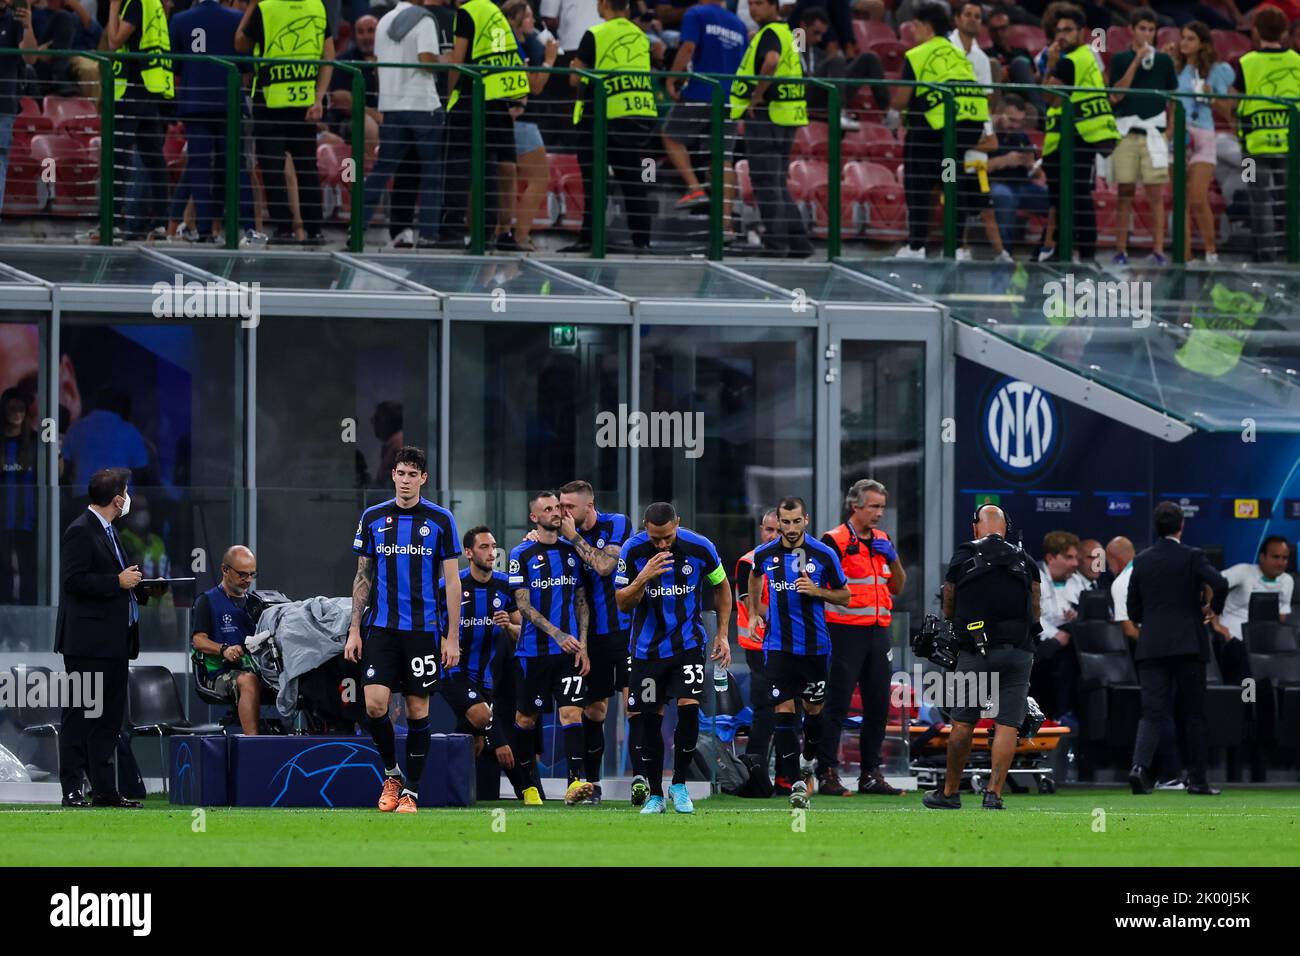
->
xmin=56 ymin=467 xmax=162 ymax=808
xmin=1126 ymin=501 xmax=1229 ymax=796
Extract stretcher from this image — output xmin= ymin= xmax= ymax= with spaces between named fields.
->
xmin=892 ymin=721 xmax=1071 ymax=794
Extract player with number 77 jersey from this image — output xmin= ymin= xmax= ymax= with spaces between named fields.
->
xmin=614 ymin=501 xmax=733 ymax=816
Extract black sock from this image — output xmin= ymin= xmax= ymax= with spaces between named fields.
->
xmin=642 ymin=711 xmax=665 ymax=796
xmin=562 ymin=721 xmax=586 ymax=783
xmin=627 ymin=713 xmax=645 ymax=777
xmin=774 ymin=712 xmax=799 ymax=783
xmin=514 ymin=722 xmax=536 ymax=790
xmin=672 ymin=704 xmax=700 ymax=785
xmin=404 ymin=715 xmax=430 ymax=797
xmin=582 ymin=714 xmax=605 ymax=783
xmin=802 ymin=710 xmax=822 ymax=762
xmin=369 ymin=712 xmax=398 ymax=773
xmin=485 ymin=720 xmax=526 ymax=793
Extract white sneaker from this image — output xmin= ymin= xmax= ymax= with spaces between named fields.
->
xmin=995 ymin=250 xmax=1014 ymax=263
xmin=895 ymin=244 xmax=926 ymax=259
xmin=1204 ymin=252 xmax=1219 ymax=265
xmin=789 ymin=780 xmax=810 ymax=809
xmin=239 ymin=229 xmax=269 ymax=249
xmin=1036 ymin=246 xmax=1055 ymax=262
xmin=955 ymin=247 xmax=972 ymax=261
xmin=387 ymin=228 xmax=416 ymax=249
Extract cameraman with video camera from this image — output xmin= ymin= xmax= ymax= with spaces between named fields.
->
xmin=923 ymin=504 xmax=1041 ymax=810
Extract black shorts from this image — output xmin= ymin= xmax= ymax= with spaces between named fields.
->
xmin=627 ymin=645 xmax=707 ymax=712
xmin=765 ymin=650 xmax=829 ymax=705
xmin=363 ymin=625 xmax=442 ymax=697
xmin=440 ymin=671 xmax=493 ymax=717
xmin=514 ymin=654 xmax=587 ymax=716
xmin=586 ymin=631 xmax=630 ymax=700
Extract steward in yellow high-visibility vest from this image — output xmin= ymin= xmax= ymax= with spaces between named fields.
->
xmin=1040 ymin=8 xmax=1119 ymax=262
xmin=235 ymin=0 xmax=336 ymax=239
xmin=1235 ymin=48 xmax=1300 ymax=156
xmin=566 ymin=0 xmax=657 ymax=251
xmin=110 ymin=0 xmax=174 ymax=102
xmin=730 ymin=0 xmax=811 ymax=256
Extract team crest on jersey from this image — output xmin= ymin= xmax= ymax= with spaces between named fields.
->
xmin=771 ymin=687 xmax=780 ymax=697
xmin=468 ymin=690 xmax=478 ymax=700
xmin=354 ymin=519 xmax=362 ymax=536
xmin=367 ymin=667 xmax=376 ymax=678
xmin=419 ymin=524 xmax=430 ymax=536
xmin=534 ymin=696 xmax=544 ymax=707
xmin=618 ymin=558 xmax=626 ymax=573
xmin=805 ymin=562 xmax=816 ymax=574
xmin=596 ymin=539 xmax=605 ymax=549
xmin=463 ymin=591 xmax=470 ymax=600
xmin=509 ymin=559 xmax=520 ymax=573
xmin=567 ymin=556 xmax=575 ymax=567
xmin=682 ymin=564 xmax=693 ymax=575
xmin=627 ymin=693 xmax=636 ymax=708
xmin=492 ymin=596 xmax=502 ymax=608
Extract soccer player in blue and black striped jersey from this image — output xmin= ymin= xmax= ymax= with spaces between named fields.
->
xmin=438 ymin=526 xmax=534 ymax=801
xmin=615 ymin=502 xmax=732 ymax=815
xmin=748 ymin=496 xmax=850 ymax=810
xmin=508 ymin=491 xmax=593 ymax=806
xmin=556 ymin=479 xmax=632 ymax=804
xmin=344 ymin=447 xmax=462 ymax=815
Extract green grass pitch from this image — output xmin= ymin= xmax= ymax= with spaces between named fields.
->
xmin=2 ymin=790 xmax=1297 ymax=866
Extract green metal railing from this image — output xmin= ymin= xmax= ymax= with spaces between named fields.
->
xmin=4 ymin=48 xmax=1300 ymax=262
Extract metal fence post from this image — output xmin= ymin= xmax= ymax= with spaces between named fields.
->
xmin=708 ymin=77 xmax=725 ymax=261
xmin=824 ymin=79 xmax=843 ymax=260
xmin=1058 ymin=96 xmax=1074 ymax=263
xmin=223 ymin=61 xmax=241 ymax=250
xmin=1171 ymin=96 xmax=1186 ymax=264
xmin=592 ymin=70 xmax=608 ymax=259
xmin=349 ymin=65 xmax=366 ymax=253
xmin=470 ymin=69 xmax=487 ymax=256
xmin=941 ymin=86 xmax=957 ymax=259
xmin=1288 ymin=103 xmax=1300 ymax=264
xmin=97 ymin=54 xmax=115 ymax=245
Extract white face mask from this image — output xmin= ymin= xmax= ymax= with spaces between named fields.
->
xmin=118 ymin=492 xmax=131 ymax=518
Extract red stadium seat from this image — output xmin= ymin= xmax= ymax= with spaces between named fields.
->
xmin=10 ymin=110 xmax=53 ymax=151
xmin=853 ymin=19 xmax=896 ymax=50
xmin=787 ymin=158 xmax=827 ymax=204
xmin=735 ymin=158 xmax=754 ymax=204
xmin=1156 ymin=26 xmax=1180 ymax=50
xmin=857 ymin=161 xmax=899 ymax=189
xmin=44 ymin=96 xmax=100 ymax=145
xmin=862 ymin=178 xmax=907 ymax=240
xmin=1106 ymin=26 xmax=1132 ymax=59
xmin=29 ymin=133 xmax=98 ymax=216
xmin=2 ymin=139 xmax=45 ymax=215
xmin=1007 ymin=25 xmax=1047 ymax=54
xmin=868 ymin=39 xmax=907 ymax=77
xmin=794 ymin=121 xmax=828 ymax=160
xmin=1212 ymin=30 xmax=1251 ymax=63
xmin=843 ymin=123 xmax=901 ymax=165
xmin=547 ymin=152 xmax=584 ymax=230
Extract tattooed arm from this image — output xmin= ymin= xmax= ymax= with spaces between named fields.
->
xmin=344 ymin=556 xmax=374 ymax=662
xmin=574 ymin=587 xmax=591 ymax=676
xmin=569 ymin=536 xmax=621 ymax=576
xmin=515 ymin=588 xmax=581 ymax=655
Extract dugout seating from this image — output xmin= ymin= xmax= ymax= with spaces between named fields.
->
xmin=1204 ymin=651 xmax=1246 ymax=750
xmin=1243 ymin=621 xmax=1300 ymax=751
xmin=128 ymin=665 xmax=224 ymax=796
xmin=1076 ymin=636 xmax=1142 ymax=748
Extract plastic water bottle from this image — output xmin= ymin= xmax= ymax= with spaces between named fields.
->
xmin=713 ymin=664 xmax=729 ymax=694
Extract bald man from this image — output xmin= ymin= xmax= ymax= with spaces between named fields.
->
xmin=191 ymin=546 xmax=263 ymax=734
xmin=927 ymin=504 xmax=1041 ymax=810
xmin=1106 ymin=536 xmax=1137 ymax=641
xmin=1077 ymin=538 xmax=1106 ymax=588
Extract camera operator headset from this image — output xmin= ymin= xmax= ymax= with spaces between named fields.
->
xmin=923 ymin=503 xmax=1041 ymax=811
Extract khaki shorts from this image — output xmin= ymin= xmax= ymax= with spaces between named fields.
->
xmin=1112 ymin=131 xmax=1169 ymax=185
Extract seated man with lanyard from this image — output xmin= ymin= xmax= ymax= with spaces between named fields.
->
xmin=191 ymin=545 xmax=262 ymax=735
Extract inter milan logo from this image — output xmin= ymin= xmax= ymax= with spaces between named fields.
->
xmin=468 ymin=690 xmax=477 ymax=700
xmin=682 ymin=564 xmax=693 ymax=576
xmin=534 ymin=696 xmax=544 ymax=708
xmin=366 ymin=667 xmax=376 ymax=678
xmin=567 ymin=557 xmax=575 ymax=567
xmin=771 ymin=687 xmax=781 ymax=697
xmin=983 ymin=378 xmax=1059 ymax=477
xmin=492 ymin=597 xmax=502 ymax=608
xmin=419 ymin=525 xmax=430 ymax=537
xmin=596 ymin=539 xmax=605 ymax=549
xmin=804 ymin=562 xmax=816 ymax=574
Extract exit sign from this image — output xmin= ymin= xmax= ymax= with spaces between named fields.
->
xmin=550 ymin=325 xmax=577 ymax=349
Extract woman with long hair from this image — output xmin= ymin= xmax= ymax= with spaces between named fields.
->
xmin=497 ymin=0 xmax=558 ymax=252
xmin=1169 ymin=21 xmax=1233 ymax=263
